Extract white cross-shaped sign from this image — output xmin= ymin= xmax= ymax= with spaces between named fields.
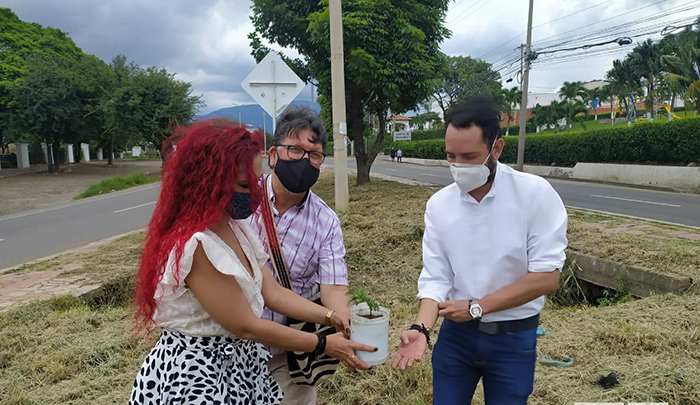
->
xmin=241 ymin=52 xmax=305 ymax=144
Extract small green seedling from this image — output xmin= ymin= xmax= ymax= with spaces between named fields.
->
xmin=349 ymin=286 xmax=380 ymax=316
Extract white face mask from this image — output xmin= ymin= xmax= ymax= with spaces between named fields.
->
xmin=449 ymin=140 xmax=496 ymax=194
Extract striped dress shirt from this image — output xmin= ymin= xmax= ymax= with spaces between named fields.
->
xmin=250 ymin=176 xmax=348 ymax=354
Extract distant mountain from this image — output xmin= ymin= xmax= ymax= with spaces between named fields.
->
xmin=198 ymin=100 xmax=321 ymax=132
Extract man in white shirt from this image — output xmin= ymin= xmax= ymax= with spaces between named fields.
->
xmin=392 ymin=96 xmax=568 ymax=405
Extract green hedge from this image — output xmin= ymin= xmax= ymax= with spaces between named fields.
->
xmin=384 ymin=117 xmax=700 ymax=166
xmin=1 ymin=153 xmax=17 ymax=168
xmin=411 ymin=128 xmax=445 ymax=141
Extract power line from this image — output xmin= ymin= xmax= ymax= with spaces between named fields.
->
xmin=532 ymin=0 xmax=694 ymax=49
xmin=449 ymin=0 xmax=494 ymax=28
xmin=535 ymin=5 xmax=700 ymax=51
xmin=446 ymin=0 xmax=486 ymax=25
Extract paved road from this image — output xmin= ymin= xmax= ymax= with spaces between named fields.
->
xmin=0 ymin=184 xmax=161 ymax=270
xmin=327 ymin=157 xmax=700 ymax=227
xmin=1 ymin=158 xmax=698 ymax=270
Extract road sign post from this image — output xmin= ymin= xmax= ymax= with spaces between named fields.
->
xmin=241 ymin=52 xmax=305 ymax=151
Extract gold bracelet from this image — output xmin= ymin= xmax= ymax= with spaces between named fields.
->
xmin=325 ymin=310 xmax=335 ymax=326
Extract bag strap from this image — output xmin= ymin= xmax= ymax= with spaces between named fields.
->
xmin=260 ymin=175 xmax=294 ymax=291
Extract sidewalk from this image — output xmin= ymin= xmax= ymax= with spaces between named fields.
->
xmin=380 ymin=156 xmax=700 ymax=193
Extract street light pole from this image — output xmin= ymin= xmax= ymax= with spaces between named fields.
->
xmin=516 ymin=0 xmax=534 ymax=172
xmin=329 ymin=0 xmax=349 ymax=211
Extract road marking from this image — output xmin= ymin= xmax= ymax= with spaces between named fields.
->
xmin=113 ymin=201 xmax=156 ymax=213
xmin=385 ymin=168 xmax=399 ymax=172
xmin=590 ymin=194 xmax=681 ymax=207
xmin=0 ymin=184 xmax=161 ymax=222
xmin=0 ymin=239 xmax=5 ymax=242
xmin=422 ymin=173 xmax=440 ymax=177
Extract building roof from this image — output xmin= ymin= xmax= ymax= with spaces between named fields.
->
xmin=389 ymin=114 xmax=411 ymax=121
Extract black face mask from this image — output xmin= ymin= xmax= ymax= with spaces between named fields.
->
xmin=274 ymin=157 xmax=320 ymax=194
xmin=229 ymin=191 xmax=261 ymax=219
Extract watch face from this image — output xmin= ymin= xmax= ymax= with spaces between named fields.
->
xmin=470 ymin=304 xmax=482 ymax=318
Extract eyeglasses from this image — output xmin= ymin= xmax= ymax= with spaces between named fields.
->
xmin=276 ymin=144 xmax=326 ymax=165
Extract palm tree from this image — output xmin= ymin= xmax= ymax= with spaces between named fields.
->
xmin=606 ymin=59 xmax=641 ymax=123
xmin=660 ymin=25 xmax=700 ymax=116
xmin=501 ymin=87 xmax=522 ymax=135
xmin=630 ymin=39 xmax=662 ymax=119
xmin=558 ymin=81 xmax=587 ymax=128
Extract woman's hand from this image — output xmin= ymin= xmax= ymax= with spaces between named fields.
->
xmin=330 ymin=310 xmax=351 ymax=338
xmin=324 ymin=333 xmax=376 ymax=372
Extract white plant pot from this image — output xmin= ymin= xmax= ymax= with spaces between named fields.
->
xmin=350 ymin=303 xmax=390 ymax=366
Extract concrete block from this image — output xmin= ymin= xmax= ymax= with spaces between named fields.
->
xmin=97 ymin=148 xmax=103 ymax=160
xmin=40 ymin=142 xmax=49 ymax=164
xmin=65 ymin=144 xmax=74 ymax=163
xmin=81 ymin=143 xmax=90 ymax=162
xmin=132 ymin=146 xmax=142 ymax=157
xmin=567 ymin=251 xmax=692 ymax=297
xmin=573 ymin=163 xmax=700 ymax=192
xmin=16 ymin=143 xmax=30 ymax=169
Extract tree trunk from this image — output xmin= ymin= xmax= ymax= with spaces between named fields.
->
xmin=74 ymin=143 xmax=81 ymax=163
xmin=108 ymin=132 xmax=114 ymax=165
xmin=350 ymin=86 xmax=369 ymax=185
xmin=47 ymin=139 xmax=55 ymax=174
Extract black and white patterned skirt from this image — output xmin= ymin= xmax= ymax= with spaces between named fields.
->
xmin=130 ymin=329 xmax=283 ymax=404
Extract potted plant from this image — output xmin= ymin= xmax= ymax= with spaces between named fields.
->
xmin=348 ymin=287 xmax=390 ymax=366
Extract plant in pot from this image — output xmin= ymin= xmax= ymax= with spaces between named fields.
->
xmin=348 ymin=287 xmax=390 ymax=366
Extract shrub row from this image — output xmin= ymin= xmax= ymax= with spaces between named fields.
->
xmin=384 ymin=117 xmax=700 ymax=166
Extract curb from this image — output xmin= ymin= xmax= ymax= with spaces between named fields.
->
xmin=0 ymin=228 xmax=145 ymax=275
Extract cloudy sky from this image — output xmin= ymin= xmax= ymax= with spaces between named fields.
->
xmin=3 ymin=0 xmax=698 ymax=115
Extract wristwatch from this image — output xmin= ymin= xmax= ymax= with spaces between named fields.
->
xmin=469 ymin=300 xmax=483 ymax=320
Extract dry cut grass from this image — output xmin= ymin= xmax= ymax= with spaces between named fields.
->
xmin=1 ymin=173 xmax=698 ymax=404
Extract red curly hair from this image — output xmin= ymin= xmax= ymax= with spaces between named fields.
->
xmin=134 ymin=121 xmax=264 ymax=329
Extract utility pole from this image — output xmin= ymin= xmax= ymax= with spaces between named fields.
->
xmin=516 ymin=0 xmax=534 ymax=172
xmin=329 ymin=0 xmax=349 ymax=211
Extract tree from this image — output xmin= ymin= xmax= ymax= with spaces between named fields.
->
xmin=126 ymin=66 xmax=204 ymax=159
xmin=501 ymin=87 xmax=522 ymax=135
xmin=0 ymin=8 xmax=83 ymax=152
xmin=606 ymin=59 xmax=641 ymax=123
xmin=659 ymin=24 xmax=700 ymax=115
xmin=558 ymin=81 xmax=587 ymax=128
xmin=433 ymin=55 xmax=503 ymax=117
xmin=10 ymin=54 xmax=83 ymax=172
xmin=411 ymin=111 xmax=441 ymax=129
xmin=629 ymin=39 xmax=662 ymax=119
xmin=250 ymin=0 xmax=451 ymax=184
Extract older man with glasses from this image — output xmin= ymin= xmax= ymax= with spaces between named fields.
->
xmin=249 ymin=105 xmax=350 ymax=405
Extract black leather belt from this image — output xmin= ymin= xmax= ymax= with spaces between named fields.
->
xmin=476 ymin=314 xmax=539 ymax=335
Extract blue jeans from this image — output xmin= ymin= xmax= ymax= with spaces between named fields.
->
xmin=431 ymin=319 xmax=537 ymax=405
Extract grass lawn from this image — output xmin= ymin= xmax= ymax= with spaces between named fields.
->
xmin=1 ymin=173 xmax=698 ymax=404
xmin=74 ymin=173 xmax=160 ymax=199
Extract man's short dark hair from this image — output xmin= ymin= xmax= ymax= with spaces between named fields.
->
xmin=273 ymin=105 xmax=328 ymax=148
xmin=444 ymin=96 xmax=502 ymax=150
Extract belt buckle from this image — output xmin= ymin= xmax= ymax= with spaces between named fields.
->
xmin=477 ymin=321 xmax=499 ymax=335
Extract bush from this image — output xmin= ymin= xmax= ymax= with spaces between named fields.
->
xmin=410 ymin=128 xmax=445 ymax=141
xmin=392 ymin=117 xmax=700 ymax=166
xmin=75 ymin=173 xmax=160 ymax=199
xmin=1 ymin=153 xmax=17 ymax=168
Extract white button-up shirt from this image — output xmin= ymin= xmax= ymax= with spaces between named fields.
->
xmin=417 ymin=162 xmax=568 ymax=322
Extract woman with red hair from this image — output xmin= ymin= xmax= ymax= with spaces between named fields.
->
xmin=130 ymin=122 xmax=374 ymax=405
